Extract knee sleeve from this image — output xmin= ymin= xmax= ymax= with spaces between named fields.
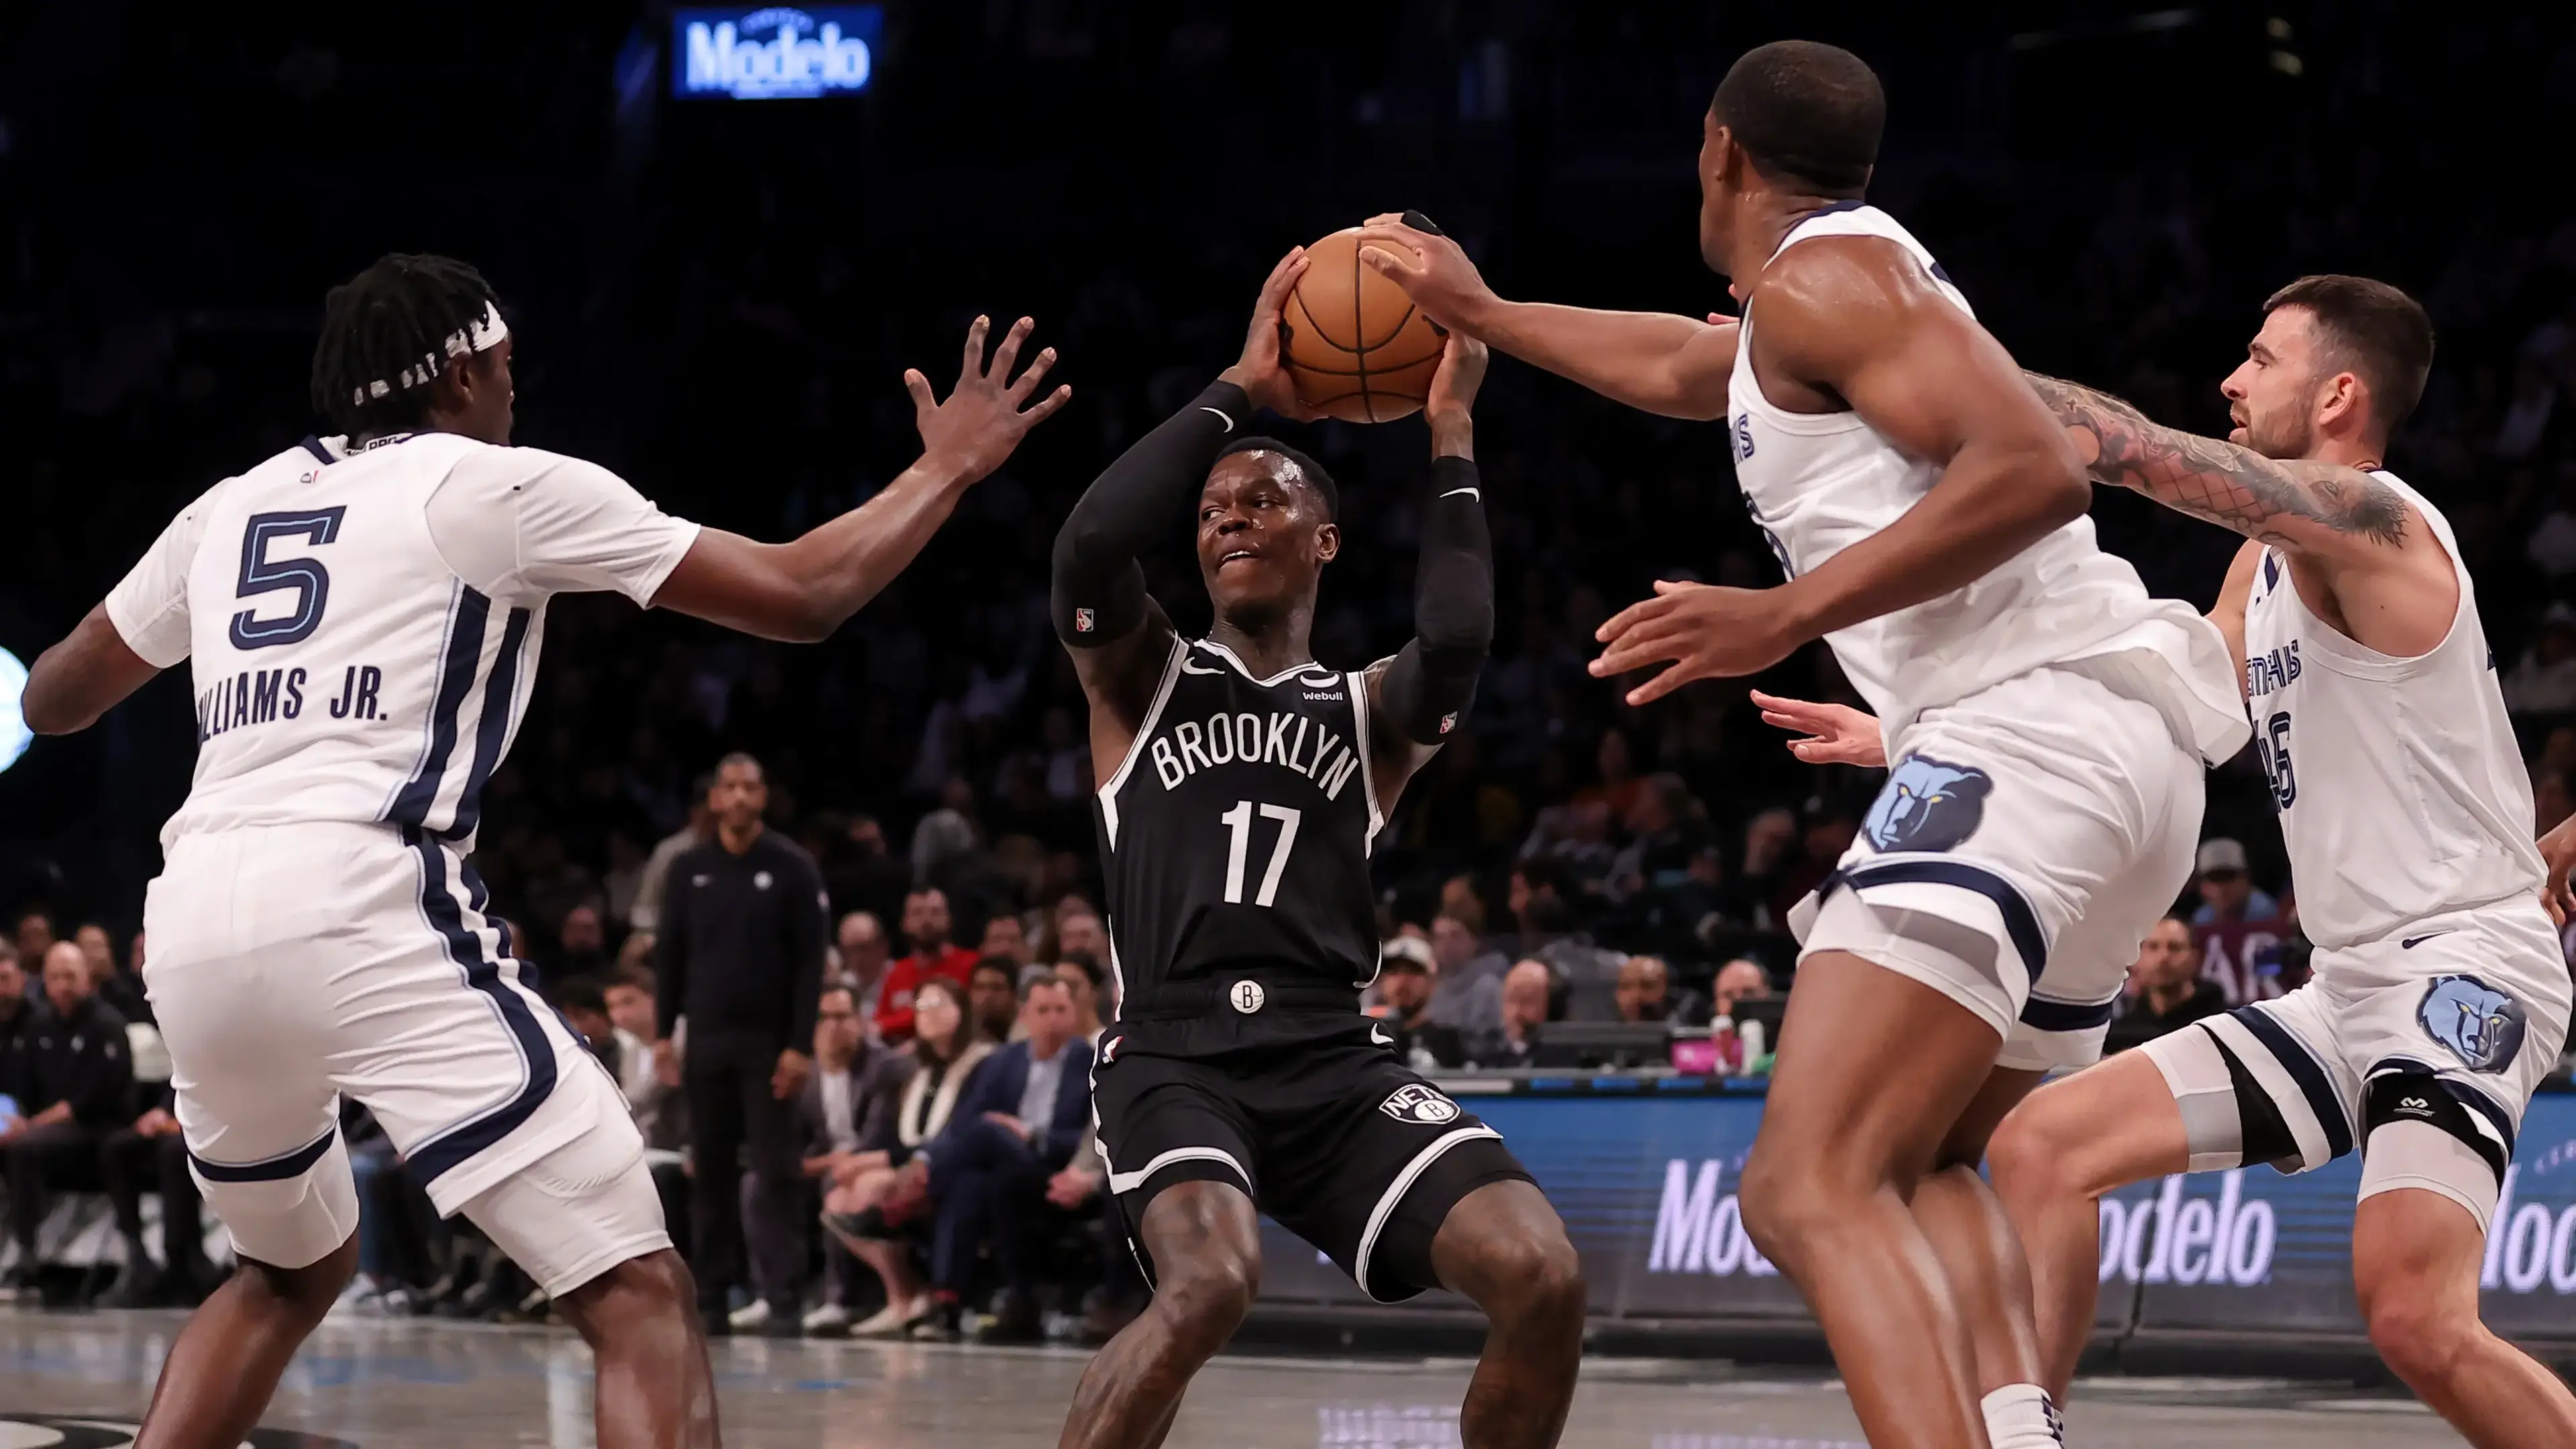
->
xmin=2360 ymin=1072 xmax=2512 ymax=1233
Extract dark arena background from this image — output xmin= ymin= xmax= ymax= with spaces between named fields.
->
xmin=2 ymin=3 xmax=2575 ymax=1445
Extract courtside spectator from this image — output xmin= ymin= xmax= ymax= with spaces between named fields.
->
xmin=979 ymin=914 xmax=1034 ymax=969
xmin=875 ymin=888 xmax=977 ymax=1043
xmin=1613 ymin=955 xmax=1708 ymax=1028
xmin=1711 ymin=959 xmax=1774 ymax=1022
xmin=968 ymin=957 xmax=1022 ymax=1044
xmin=792 ymin=985 xmax=913 ymax=1336
xmin=0 ymin=953 xmax=27 ymax=1090
xmin=11 ymin=911 xmax=54 ymax=975
xmin=2188 ymin=838 xmax=2288 ymax=1004
xmin=1 ymin=942 xmax=134 ymax=1295
xmin=1051 ymin=908 xmax=1107 ymax=967
xmin=1373 ymin=938 xmax=1466 ymax=1070
xmin=832 ymin=911 xmax=892 ymax=1015
xmin=820 ymin=976 xmax=992 ymax=1337
xmin=602 ymin=967 xmax=680 ymax=1150
xmin=98 ymin=1068 xmax=209 ymax=1307
xmin=1470 ymin=959 xmax=1554 ymax=1069
xmin=1428 ymin=910 xmax=1509 ymax=1032
xmin=74 ymin=924 xmax=149 ymax=1026
xmin=2190 ymin=839 xmax=2279 ymax=924
xmin=547 ymin=904 xmax=612 ymax=991
xmin=1054 ymin=953 xmax=1106 ymax=1043
xmin=2106 ymin=917 xmax=2229 ymax=1052
xmin=2506 ymin=603 xmax=2576 ymax=717
xmin=882 ymin=975 xmax=1093 ymax=1344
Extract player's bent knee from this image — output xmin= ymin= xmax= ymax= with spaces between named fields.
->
xmin=1736 ymin=1140 xmax=1858 ymax=1268
xmin=239 ymin=1232 xmax=360 ymax=1320
xmin=2363 ymin=1287 xmax=2479 ymax=1389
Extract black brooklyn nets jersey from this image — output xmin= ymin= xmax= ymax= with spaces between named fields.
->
xmin=1097 ymin=636 xmax=1385 ymax=1025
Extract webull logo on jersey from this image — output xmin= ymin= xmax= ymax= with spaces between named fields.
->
xmin=1860 ymin=755 xmax=1993 ymax=853
xmin=2420 ymin=975 xmax=2529 ymax=1074
xmin=1150 ymin=709 xmax=1362 ymax=800
xmin=674 ymin=5 xmax=879 ymax=101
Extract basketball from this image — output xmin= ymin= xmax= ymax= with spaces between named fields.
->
xmin=1284 ymin=225 xmax=1446 ymax=423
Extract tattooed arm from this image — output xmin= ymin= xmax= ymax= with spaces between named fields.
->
xmin=2027 ymin=372 xmax=2457 ymax=655
xmin=2025 ymin=372 xmax=2414 ymax=551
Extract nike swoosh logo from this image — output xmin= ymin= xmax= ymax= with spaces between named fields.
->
xmin=1181 ymin=657 xmax=1221 ymax=675
xmin=1199 ymin=407 xmax=1236 ymax=432
xmin=2402 ymin=931 xmax=2454 ymax=949
xmin=1438 ymin=486 xmax=1481 ymax=500
xmin=1370 ymin=1026 xmax=1393 ymax=1046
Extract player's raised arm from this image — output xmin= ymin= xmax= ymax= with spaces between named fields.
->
xmin=1591 ymin=239 xmax=2087 ymax=704
xmin=1052 ymin=248 xmax=1313 ymax=736
xmin=1364 ymin=333 xmax=1494 ymax=800
xmin=652 ymin=316 xmax=1071 ymax=643
xmin=1356 ymin=215 xmax=1736 ymax=421
xmin=23 ymin=487 xmax=217 ymax=735
xmin=2025 ymin=372 xmax=2412 ymax=559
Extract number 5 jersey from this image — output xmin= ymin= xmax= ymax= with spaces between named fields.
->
xmin=105 ymin=431 xmax=700 ymax=854
xmin=1093 ymin=635 xmax=1387 ymax=1046
xmin=2239 ymin=471 xmax=2544 ymax=953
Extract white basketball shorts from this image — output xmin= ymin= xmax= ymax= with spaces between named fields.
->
xmin=142 ymin=821 xmax=668 ymax=1295
xmin=2143 ymin=902 xmax=2573 ymax=1232
xmin=1790 ymin=665 xmax=2205 ymax=1071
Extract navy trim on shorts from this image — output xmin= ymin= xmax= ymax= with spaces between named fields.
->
xmin=2019 ymin=995 xmax=2118 ymax=1032
xmin=2370 ymin=1055 xmax=2519 ymax=1159
xmin=439 ymin=604 xmax=532 ymax=844
xmin=189 ymin=1124 xmax=338 ymax=1183
xmin=1830 ymin=859 xmax=2049 ymax=984
xmin=385 ymin=586 xmax=492 ymax=830
xmin=2234 ymin=1006 xmax=2354 ymax=1160
xmin=403 ymin=830 xmax=558 ymax=1189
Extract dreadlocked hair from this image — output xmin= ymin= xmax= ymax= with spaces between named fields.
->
xmin=310 ymin=254 xmax=500 ymax=435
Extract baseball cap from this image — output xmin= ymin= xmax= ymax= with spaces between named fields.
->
xmin=2196 ymin=838 xmax=2250 ymax=876
xmin=1381 ymin=936 xmax=1435 ymax=973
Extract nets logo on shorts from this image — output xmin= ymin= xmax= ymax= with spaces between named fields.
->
xmin=1381 ymin=1083 xmax=1461 ymax=1125
xmin=1862 ymin=755 xmax=1994 ymax=853
xmin=2418 ymin=974 xmax=2529 ymax=1074
xmin=1074 ymin=608 xmax=1096 ymax=634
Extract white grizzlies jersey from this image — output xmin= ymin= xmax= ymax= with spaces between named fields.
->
xmin=1727 ymin=203 xmax=2247 ymax=761
xmin=105 ymin=431 xmax=699 ymax=853
xmin=2241 ymin=474 xmax=2543 ymax=949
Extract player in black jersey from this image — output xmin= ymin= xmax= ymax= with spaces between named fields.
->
xmin=1050 ymin=248 xmax=1583 ymax=1449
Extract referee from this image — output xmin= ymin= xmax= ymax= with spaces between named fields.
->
xmin=654 ymin=752 xmax=828 ymax=1333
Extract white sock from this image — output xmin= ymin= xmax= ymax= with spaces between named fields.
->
xmin=1980 ymin=1383 xmax=2065 ymax=1449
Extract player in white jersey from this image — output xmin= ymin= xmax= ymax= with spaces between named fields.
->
xmin=1358 ymin=40 xmax=2245 ymax=1449
xmin=19 ymin=254 xmax=1070 ymax=1449
xmin=1766 ymin=276 xmax=2576 ymax=1446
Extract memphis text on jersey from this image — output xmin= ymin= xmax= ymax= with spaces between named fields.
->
xmin=1148 ymin=705 xmax=1363 ymax=800
xmin=2245 ymin=639 xmax=2301 ymax=700
xmin=196 ymin=664 xmax=385 ymax=742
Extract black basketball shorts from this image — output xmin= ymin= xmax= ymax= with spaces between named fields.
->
xmin=1088 ymin=1034 xmax=1532 ymax=1302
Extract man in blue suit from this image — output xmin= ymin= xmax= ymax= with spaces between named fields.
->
xmin=892 ymin=973 xmax=1093 ymax=1340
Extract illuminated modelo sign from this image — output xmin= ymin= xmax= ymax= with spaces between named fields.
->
xmin=672 ymin=6 xmax=880 ymax=101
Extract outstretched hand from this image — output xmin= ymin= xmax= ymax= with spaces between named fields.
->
xmin=1590 ymin=580 xmax=1808 ymax=706
xmin=909 ymin=315 xmax=1073 ymax=486
xmin=1220 ymin=247 xmax=1318 ymax=421
xmin=1355 ymin=213 xmax=1497 ymax=332
xmin=1751 ymin=690 xmax=1886 ymax=767
xmin=1426 ymin=333 xmax=1488 ymax=423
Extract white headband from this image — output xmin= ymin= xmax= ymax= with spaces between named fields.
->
xmin=355 ymin=301 xmax=511 ymax=405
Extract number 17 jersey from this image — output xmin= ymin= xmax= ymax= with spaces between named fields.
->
xmin=2240 ymin=471 xmax=2540 ymax=951
xmin=105 ymin=431 xmax=699 ymax=855
xmin=1095 ymin=636 xmax=1387 ymax=1032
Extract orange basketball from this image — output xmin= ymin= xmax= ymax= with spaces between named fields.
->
xmin=1284 ymin=226 xmax=1446 ymax=423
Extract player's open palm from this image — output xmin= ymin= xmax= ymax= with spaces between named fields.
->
xmin=908 ymin=315 xmax=1072 ymax=485
xmin=1356 ymin=213 xmax=1494 ymax=332
xmin=1750 ymin=690 xmax=1886 ymax=767
xmin=1591 ymin=580 xmax=1804 ymax=705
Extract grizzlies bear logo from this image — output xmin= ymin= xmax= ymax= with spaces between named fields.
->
xmin=2418 ymin=974 xmax=2529 ymax=1074
xmin=1862 ymin=755 xmax=1995 ymax=854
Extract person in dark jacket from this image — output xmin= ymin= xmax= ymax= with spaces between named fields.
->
xmin=786 ymin=985 xmax=914 ymax=1334
xmin=0 ymin=951 xmax=30 ymax=1102
xmin=653 ymin=753 xmax=830 ymax=1333
xmin=2 ymin=942 xmax=134 ymax=1291
xmin=884 ymin=975 xmax=1093 ymax=1341
xmin=97 ymin=1074 xmax=212 ymax=1307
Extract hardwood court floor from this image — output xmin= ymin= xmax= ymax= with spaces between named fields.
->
xmin=0 ymin=1309 xmax=2459 ymax=1446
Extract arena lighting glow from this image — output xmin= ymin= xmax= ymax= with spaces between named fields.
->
xmin=672 ymin=6 xmax=881 ymax=101
xmin=0 ymin=645 xmax=29 ymax=775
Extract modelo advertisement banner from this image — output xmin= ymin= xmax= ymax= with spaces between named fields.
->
xmin=1256 ymin=1086 xmax=2576 ymax=1339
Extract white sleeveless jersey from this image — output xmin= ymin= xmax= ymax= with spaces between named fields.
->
xmin=1727 ymin=203 xmax=2247 ymax=761
xmin=104 ymin=432 xmax=700 ymax=853
xmin=2241 ymin=475 xmax=2542 ymax=949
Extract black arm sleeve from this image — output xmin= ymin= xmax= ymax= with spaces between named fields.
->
xmin=1051 ymin=380 xmax=1252 ymax=645
xmin=1379 ymin=455 xmax=1494 ymax=744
